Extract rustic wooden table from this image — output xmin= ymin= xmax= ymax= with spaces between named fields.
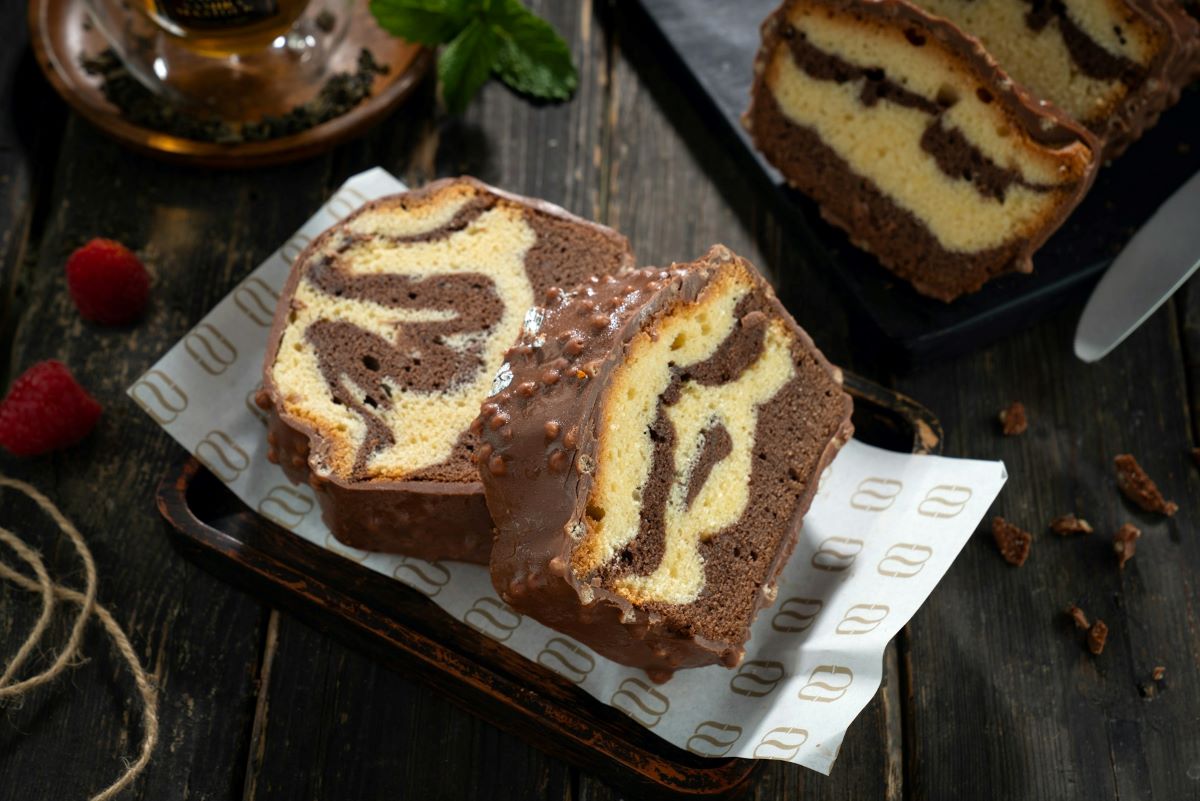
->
xmin=2 ymin=0 xmax=1198 ymax=798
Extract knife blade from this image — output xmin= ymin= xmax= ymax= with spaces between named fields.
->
xmin=1074 ymin=170 xmax=1200 ymax=363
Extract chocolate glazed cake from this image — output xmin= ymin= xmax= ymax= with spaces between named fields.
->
xmin=915 ymin=0 xmax=1200 ymax=157
xmin=260 ymin=178 xmax=634 ymax=563
xmin=745 ymin=0 xmax=1101 ymax=301
xmin=475 ymin=246 xmax=854 ymax=681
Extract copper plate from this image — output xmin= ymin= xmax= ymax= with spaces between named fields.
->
xmin=28 ymin=0 xmax=432 ymax=168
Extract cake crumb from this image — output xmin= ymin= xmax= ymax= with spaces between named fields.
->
xmin=992 ymin=516 xmax=1031 ymax=566
xmin=998 ymin=401 xmax=1027 ymax=436
xmin=1152 ymin=665 xmax=1166 ymax=681
xmin=1050 ymin=514 xmax=1093 ymax=536
xmin=1114 ymin=454 xmax=1178 ymax=516
xmin=1113 ymin=523 xmax=1142 ymax=569
xmin=1066 ymin=604 xmax=1090 ymax=630
xmin=1087 ymin=620 xmax=1108 ymax=655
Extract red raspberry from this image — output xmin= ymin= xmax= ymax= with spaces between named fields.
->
xmin=66 ymin=238 xmax=150 ymax=325
xmin=0 ymin=361 xmax=102 ymax=456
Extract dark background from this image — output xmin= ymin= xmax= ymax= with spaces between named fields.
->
xmin=1 ymin=0 xmax=1197 ymax=798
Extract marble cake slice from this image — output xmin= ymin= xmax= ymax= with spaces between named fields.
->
xmin=914 ymin=0 xmax=1200 ymax=157
xmin=260 ymin=177 xmax=635 ymax=563
xmin=475 ymin=245 xmax=854 ymax=681
xmin=744 ymin=0 xmax=1101 ymax=302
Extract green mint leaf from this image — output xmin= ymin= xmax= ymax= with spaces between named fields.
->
xmin=369 ymin=0 xmax=474 ymax=45
xmin=438 ymin=17 xmax=500 ymax=114
xmin=491 ymin=0 xmax=578 ymax=101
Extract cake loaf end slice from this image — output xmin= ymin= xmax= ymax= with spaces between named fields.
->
xmin=261 ymin=177 xmax=635 ymax=563
xmin=745 ymin=0 xmax=1100 ymax=301
xmin=476 ymin=246 xmax=853 ymax=680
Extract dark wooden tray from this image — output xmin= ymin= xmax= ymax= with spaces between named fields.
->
xmin=156 ymin=372 xmax=941 ymax=799
xmin=624 ymin=0 xmax=1200 ymax=368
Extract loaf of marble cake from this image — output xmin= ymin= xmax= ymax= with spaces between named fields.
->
xmin=259 ymin=177 xmax=634 ymax=563
xmin=744 ymin=0 xmax=1101 ymax=301
xmin=474 ymin=245 xmax=854 ymax=681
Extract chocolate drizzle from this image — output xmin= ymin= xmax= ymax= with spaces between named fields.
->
xmin=783 ymin=26 xmax=1058 ymax=202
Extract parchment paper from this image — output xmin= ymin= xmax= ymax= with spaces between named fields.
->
xmin=129 ymin=167 xmax=1006 ymax=774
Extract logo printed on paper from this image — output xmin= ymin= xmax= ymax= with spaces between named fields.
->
xmin=257 ymin=485 xmax=314 ymax=530
xmin=392 ymin=558 xmax=452 ymax=596
xmin=877 ymin=543 xmax=934 ymax=578
xmin=195 ymin=430 xmax=250 ymax=482
xmin=798 ymin=665 xmax=854 ymax=702
xmin=753 ymin=726 xmax=810 ymax=760
xmin=280 ymin=233 xmax=312 ymax=264
xmin=130 ymin=370 xmax=189 ymax=424
xmin=849 ymin=477 xmax=903 ymax=511
xmin=917 ymin=484 xmax=973 ymax=518
xmin=185 ymin=323 xmax=238 ymax=376
xmin=463 ymin=597 xmax=522 ymax=642
xmin=835 ymin=603 xmax=890 ymax=635
xmin=610 ymin=678 xmax=670 ymax=727
xmin=811 ymin=536 xmax=864 ymax=572
xmin=536 ymin=637 xmax=595 ymax=683
xmin=327 ymin=187 xmax=369 ymax=218
xmin=234 ymin=277 xmax=279 ymax=326
xmin=245 ymin=389 xmax=268 ymax=425
xmin=729 ymin=660 xmax=785 ymax=697
xmin=816 ymin=464 xmax=834 ymax=498
xmin=686 ymin=721 xmax=742 ymax=757
xmin=771 ymin=597 xmax=823 ymax=633
xmin=323 ymin=531 xmax=371 ymax=562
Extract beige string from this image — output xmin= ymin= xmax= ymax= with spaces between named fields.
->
xmin=0 ymin=476 xmax=159 ymax=801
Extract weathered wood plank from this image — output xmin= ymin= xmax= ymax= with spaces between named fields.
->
xmin=585 ymin=6 xmax=893 ymax=799
xmin=0 ymin=108 xmax=335 ymax=797
xmin=895 ymin=302 xmax=1200 ymax=800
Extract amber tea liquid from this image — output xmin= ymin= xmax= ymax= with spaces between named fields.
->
xmin=145 ymin=0 xmax=311 ymax=55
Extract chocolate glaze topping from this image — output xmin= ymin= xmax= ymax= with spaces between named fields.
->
xmin=477 ymin=246 xmax=854 ymax=680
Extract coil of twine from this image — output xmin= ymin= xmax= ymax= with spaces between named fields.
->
xmin=0 ymin=476 xmax=159 ymax=801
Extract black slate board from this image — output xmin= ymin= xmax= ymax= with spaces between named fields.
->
xmin=626 ymin=0 xmax=1200 ymax=368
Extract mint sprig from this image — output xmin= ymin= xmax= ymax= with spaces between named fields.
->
xmin=369 ymin=0 xmax=579 ymax=114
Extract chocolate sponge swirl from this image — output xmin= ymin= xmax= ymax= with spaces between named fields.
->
xmin=476 ymin=246 xmax=853 ymax=681
xmin=260 ymin=177 xmax=634 ymax=564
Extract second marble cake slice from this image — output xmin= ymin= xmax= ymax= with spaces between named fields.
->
xmin=475 ymin=245 xmax=853 ymax=681
xmin=260 ymin=177 xmax=634 ymax=563
xmin=744 ymin=0 xmax=1100 ymax=301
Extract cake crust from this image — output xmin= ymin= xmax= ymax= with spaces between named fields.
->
xmin=260 ymin=177 xmax=635 ymax=563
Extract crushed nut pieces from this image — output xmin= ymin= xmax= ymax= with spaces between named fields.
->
xmin=992 ymin=516 xmax=1031 ymax=566
xmin=1066 ymin=604 xmax=1090 ymax=630
xmin=1114 ymin=454 xmax=1178 ymax=516
xmin=1087 ymin=620 xmax=1108 ymax=655
xmin=1113 ymin=523 xmax=1142 ymax=569
xmin=998 ymin=401 xmax=1028 ymax=436
xmin=1050 ymin=514 xmax=1093 ymax=536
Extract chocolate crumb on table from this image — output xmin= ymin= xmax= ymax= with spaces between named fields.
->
xmin=998 ymin=401 xmax=1028 ymax=436
xmin=992 ymin=516 xmax=1031 ymax=566
xmin=1114 ymin=454 xmax=1178 ymax=516
xmin=1050 ymin=513 xmax=1093 ymax=535
xmin=1087 ymin=620 xmax=1109 ymax=655
xmin=1113 ymin=523 xmax=1142 ymax=569
xmin=1066 ymin=604 xmax=1090 ymax=630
